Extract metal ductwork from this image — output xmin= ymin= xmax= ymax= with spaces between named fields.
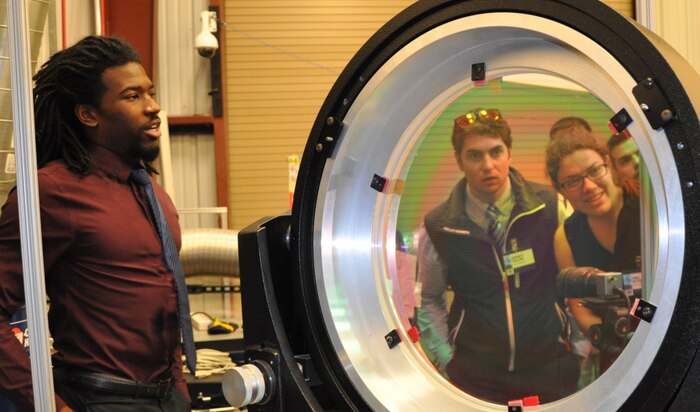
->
xmin=181 ymin=228 xmax=239 ymax=277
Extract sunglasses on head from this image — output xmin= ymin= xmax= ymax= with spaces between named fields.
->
xmin=455 ymin=108 xmax=504 ymax=128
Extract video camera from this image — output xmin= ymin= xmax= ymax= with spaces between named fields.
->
xmin=557 ymin=267 xmax=643 ymax=371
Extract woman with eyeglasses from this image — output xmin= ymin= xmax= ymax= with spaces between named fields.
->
xmin=545 ymin=129 xmax=641 ymax=374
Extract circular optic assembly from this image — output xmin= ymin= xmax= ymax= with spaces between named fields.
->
xmin=288 ymin=1 xmax=700 ymax=411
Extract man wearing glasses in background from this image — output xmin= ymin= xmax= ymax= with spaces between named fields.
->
xmin=417 ymin=109 xmax=579 ymax=404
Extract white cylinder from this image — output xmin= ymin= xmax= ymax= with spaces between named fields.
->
xmin=222 ymin=363 xmax=266 ymax=407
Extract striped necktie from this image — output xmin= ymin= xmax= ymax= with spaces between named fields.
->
xmin=486 ymin=204 xmax=505 ymax=250
xmin=131 ymin=168 xmax=197 ymax=374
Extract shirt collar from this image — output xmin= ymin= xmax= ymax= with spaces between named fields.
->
xmin=87 ymin=145 xmax=138 ymax=183
xmin=465 ymin=178 xmax=514 ymax=226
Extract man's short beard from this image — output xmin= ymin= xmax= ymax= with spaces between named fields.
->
xmin=138 ymin=146 xmax=160 ymax=163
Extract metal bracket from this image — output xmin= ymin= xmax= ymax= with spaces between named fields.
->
xmin=632 ymin=77 xmax=674 ymax=129
xmin=314 ymin=115 xmax=342 ymax=158
xmin=630 ymin=298 xmax=656 ymax=323
xmin=472 ymin=62 xmax=486 ymax=86
xmin=609 ymin=108 xmax=633 ymax=134
xmin=384 ymin=329 xmax=401 ymax=349
xmin=370 ymin=174 xmax=388 ymax=193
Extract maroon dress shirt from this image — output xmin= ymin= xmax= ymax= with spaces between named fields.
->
xmin=0 ymin=146 xmax=188 ymax=410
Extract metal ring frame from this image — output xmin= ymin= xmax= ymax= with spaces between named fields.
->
xmin=293 ymin=1 xmax=700 ymax=411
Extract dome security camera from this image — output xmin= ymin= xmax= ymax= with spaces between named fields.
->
xmin=195 ymin=10 xmax=219 ymax=58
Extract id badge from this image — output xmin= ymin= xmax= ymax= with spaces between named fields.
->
xmin=503 ymin=248 xmax=536 ymax=276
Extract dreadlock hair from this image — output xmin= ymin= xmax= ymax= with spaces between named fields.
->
xmin=33 ymin=35 xmax=141 ymax=174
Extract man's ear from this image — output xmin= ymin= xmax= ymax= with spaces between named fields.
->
xmin=74 ymin=104 xmax=98 ymax=127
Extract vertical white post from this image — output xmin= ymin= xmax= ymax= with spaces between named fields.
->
xmin=635 ymin=0 xmax=657 ymax=300
xmin=635 ymin=0 xmax=654 ymax=30
xmin=93 ymin=0 xmax=102 ymax=35
xmin=7 ymin=0 xmax=55 ymax=411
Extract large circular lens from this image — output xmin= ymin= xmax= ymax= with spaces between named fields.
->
xmin=290 ymin=1 xmax=700 ymax=410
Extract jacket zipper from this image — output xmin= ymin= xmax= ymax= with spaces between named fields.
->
xmin=492 ymin=245 xmax=516 ymax=371
xmin=450 ymin=309 xmax=466 ymax=346
xmin=496 ymin=202 xmax=546 ymax=372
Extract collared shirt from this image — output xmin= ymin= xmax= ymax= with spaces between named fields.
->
xmin=465 ymin=179 xmax=514 ymax=232
xmin=0 ymin=145 xmax=187 ymax=411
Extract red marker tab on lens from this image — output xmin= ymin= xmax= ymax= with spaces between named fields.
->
xmin=407 ymin=326 xmax=420 ymax=343
xmin=508 ymin=395 xmax=539 ymax=411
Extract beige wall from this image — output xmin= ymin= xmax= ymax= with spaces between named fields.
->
xmin=222 ymin=0 xmax=664 ymax=230
xmin=224 ymin=0 xmax=415 ymax=229
xmin=652 ymin=0 xmax=700 ymax=71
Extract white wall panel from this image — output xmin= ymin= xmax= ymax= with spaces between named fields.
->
xmin=653 ymin=0 xmax=700 ymax=74
xmin=156 ymin=0 xmax=219 ymax=228
xmin=171 ymin=135 xmax=217 ymax=228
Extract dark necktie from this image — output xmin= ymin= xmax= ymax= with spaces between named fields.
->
xmin=130 ymin=168 xmax=197 ymax=374
xmin=486 ymin=204 xmax=505 ymax=251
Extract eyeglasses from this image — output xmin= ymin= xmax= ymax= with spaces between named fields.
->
xmin=455 ymin=108 xmax=503 ymax=128
xmin=559 ymin=163 xmax=609 ymax=191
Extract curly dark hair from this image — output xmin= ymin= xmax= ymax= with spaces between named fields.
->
xmin=32 ymin=35 xmax=141 ymax=174
xmin=545 ymin=129 xmax=608 ymax=189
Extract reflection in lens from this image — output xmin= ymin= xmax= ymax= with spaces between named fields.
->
xmin=394 ymin=230 xmax=418 ymax=324
xmin=301 ymin=7 xmax=689 ymax=409
xmin=390 ymin=77 xmax=645 ymax=404
xmin=546 ymin=131 xmax=641 ymax=376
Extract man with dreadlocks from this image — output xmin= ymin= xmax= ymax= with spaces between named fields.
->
xmin=0 ymin=36 xmax=192 ymax=411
